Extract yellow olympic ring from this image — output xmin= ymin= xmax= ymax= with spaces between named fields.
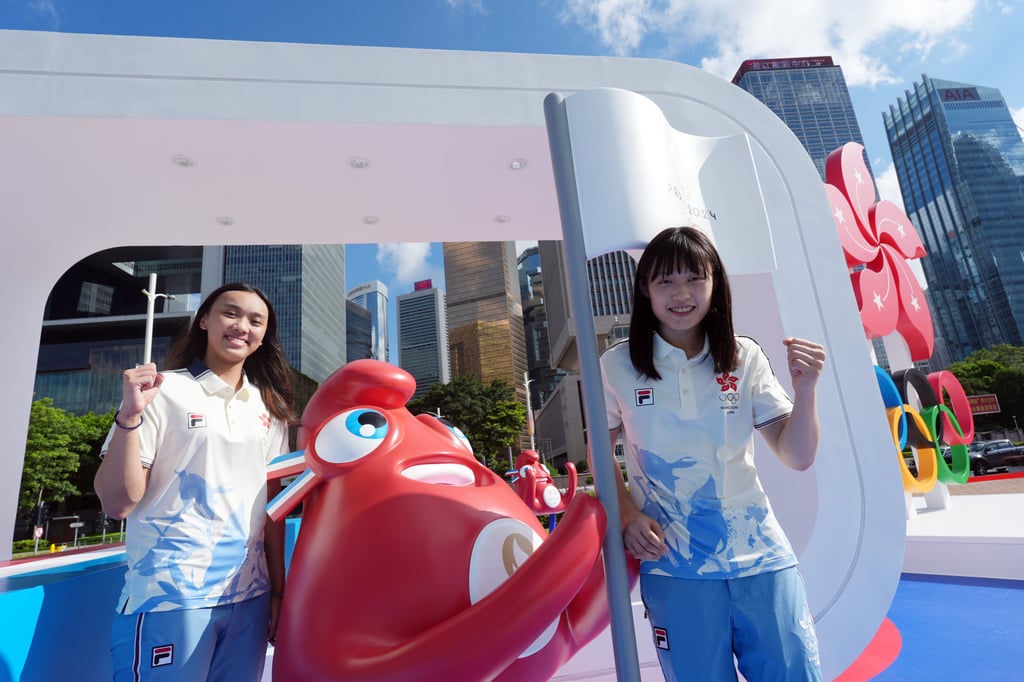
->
xmin=888 ymin=406 xmax=938 ymax=493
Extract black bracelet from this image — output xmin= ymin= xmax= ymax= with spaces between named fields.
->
xmin=114 ymin=410 xmax=144 ymax=431
xmin=270 ymin=591 xmax=284 ymax=598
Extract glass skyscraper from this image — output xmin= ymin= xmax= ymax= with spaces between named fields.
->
xmin=397 ymin=284 xmax=450 ymax=399
xmin=346 ymin=299 xmax=373 ymax=362
xmin=347 ymin=279 xmax=389 ymax=362
xmin=444 ymin=241 xmax=530 ymax=396
xmin=224 ymin=244 xmax=346 ymax=383
xmin=884 ymin=75 xmax=1024 ymax=362
xmin=35 ymin=246 xmax=204 ymax=415
xmin=517 ymin=245 xmax=564 ymax=412
xmin=732 ymin=56 xmax=869 ymax=181
xmin=444 ymin=241 xmax=531 ymax=450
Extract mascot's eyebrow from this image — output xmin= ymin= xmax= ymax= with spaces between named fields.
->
xmin=266 ymin=450 xmax=320 ymax=521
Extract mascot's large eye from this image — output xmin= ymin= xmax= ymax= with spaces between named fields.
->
xmin=313 ymin=408 xmax=389 ymax=464
xmin=439 ymin=417 xmax=474 ymax=454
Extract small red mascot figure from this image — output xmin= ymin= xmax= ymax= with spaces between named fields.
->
xmin=267 ymin=360 xmax=621 ymax=681
xmin=510 ymin=450 xmax=577 ymax=515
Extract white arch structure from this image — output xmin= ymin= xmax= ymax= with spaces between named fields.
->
xmin=0 ymin=29 xmax=906 ymax=679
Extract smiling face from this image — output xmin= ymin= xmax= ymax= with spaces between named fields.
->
xmin=643 ymin=267 xmax=714 ymax=355
xmin=198 ymin=290 xmax=269 ymax=376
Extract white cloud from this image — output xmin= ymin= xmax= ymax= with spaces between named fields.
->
xmin=873 ymin=162 xmax=905 ymax=212
xmin=376 ymin=243 xmax=436 ymax=288
xmin=559 ymin=0 xmax=979 ymax=86
xmin=446 ymin=0 xmax=487 ymax=14
xmin=559 ymin=0 xmax=655 ymax=55
xmin=28 ymin=0 xmax=61 ymax=29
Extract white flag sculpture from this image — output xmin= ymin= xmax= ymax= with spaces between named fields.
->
xmin=565 ymin=87 xmax=776 ymax=273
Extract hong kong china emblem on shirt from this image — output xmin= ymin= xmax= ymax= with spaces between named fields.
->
xmin=717 ymin=372 xmax=740 ymax=412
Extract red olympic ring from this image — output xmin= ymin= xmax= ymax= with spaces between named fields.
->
xmin=927 ymin=371 xmax=974 ymax=444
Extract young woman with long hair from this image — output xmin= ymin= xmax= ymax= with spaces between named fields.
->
xmin=95 ymin=282 xmax=296 ymax=681
xmin=600 ymin=227 xmax=826 ymax=681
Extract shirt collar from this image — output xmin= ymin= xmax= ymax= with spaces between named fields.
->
xmin=653 ymin=332 xmax=710 ymax=365
xmin=186 ymin=357 xmax=252 ymax=398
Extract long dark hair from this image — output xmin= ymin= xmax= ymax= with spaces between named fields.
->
xmin=628 ymin=226 xmax=737 ymax=379
xmin=166 ymin=282 xmax=296 ymax=424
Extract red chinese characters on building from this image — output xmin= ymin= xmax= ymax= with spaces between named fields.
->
xmin=824 ymin=142 xmax=935 ymax=362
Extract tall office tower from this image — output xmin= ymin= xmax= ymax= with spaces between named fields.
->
xmin=732 ymin=56 xmax=896 ymax=368
xmin=397 ymin=281 xmax=450 ymax=399
xmin=587 ymin=251 xmax=636 ymax=346
xmin=346 ymin=299 xmax=373 ymax=362
xmin=517 ymin=246 xmax=564 ymax=414
xmin=224 ymin=244 xmax=346 ymax=384
xmin=444 ymin=241 xmax=530 ymax=407
xmin=347 ymin=279 xmax=389 ymax=362
xmin=732 ymin=56 xmax=871 ymax=181
xmin=35 ymin=245 xmax=206 ymax=415
xmin=531 ymin=242 xmax=637 ymax=470
xmin=884 ymin=75 xmax=1024 ymax=362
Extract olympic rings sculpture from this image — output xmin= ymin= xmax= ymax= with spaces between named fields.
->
xmin=874 ymin=366 xmax=974 ymax=492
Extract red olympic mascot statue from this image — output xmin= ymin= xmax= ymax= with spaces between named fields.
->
xmin=510 ymin=450 xmax=577 ymax=515
xmin=267 ymin=359 xmax=627 ymax=681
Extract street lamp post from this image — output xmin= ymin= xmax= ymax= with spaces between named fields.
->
xmin=141 ymin=273 xmax=175 ymax=364
xmin=523 ymin=371 xmax=536 ymax=452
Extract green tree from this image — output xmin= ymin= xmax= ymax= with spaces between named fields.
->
xmin=990 ymin=367 xmax=1024 ymax=433
xmin=946 ymin=358 xmax=1005 ymax=396
xmin=408 ymin=374 xmax=526 ymax=474
xmin=66 ymin=408 xmax=116 ymax=510
xmin=20 ymin=399 xmax=112 ymax=512
xmin=948 ymin=344 xmax=1024 ymax=432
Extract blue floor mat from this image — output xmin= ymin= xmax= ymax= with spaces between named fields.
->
xmin=874 ymin=573 xmax=1024 ymax=680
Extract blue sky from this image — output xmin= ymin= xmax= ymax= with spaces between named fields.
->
xmin=4 ymin=0 xmax=1022 ymax=355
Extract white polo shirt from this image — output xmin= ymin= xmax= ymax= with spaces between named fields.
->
xmin=601 ymin=334 xmax=797 ymax=579
xmin=101 ymin=359 xmax=288 ymax=614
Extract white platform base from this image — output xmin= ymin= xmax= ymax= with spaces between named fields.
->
xmin=904 ymin=491 xmax=1024 ymax=581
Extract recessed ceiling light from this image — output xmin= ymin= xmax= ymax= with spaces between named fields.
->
xmin=350 ymin=157 xmax=370 ymax=169
xmin=510 ymin=159 xmax=528 ymax=170
xmin=495 ymin=214 xmax=511 ymax=223
xmin=170 ymin=154 xmax=196 ymax=168
xmin=362 ymin=216 xmax=379 ymax=225
xmin=215 ymin=216 xmax=234 ymax=226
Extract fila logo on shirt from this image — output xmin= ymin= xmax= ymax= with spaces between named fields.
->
xmin=653 ymin=627 xmax=670 ymax=650
xmin=187 ymin=413 xmax=207 ymax=429
xmin=151 ymin=644 xmax=174 ymax=667
xmin=635 ymin=388 xmax=654 ymax=407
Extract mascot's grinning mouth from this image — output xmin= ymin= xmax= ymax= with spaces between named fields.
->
xmin=401 ymin=463 xmax=476 ymax=486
